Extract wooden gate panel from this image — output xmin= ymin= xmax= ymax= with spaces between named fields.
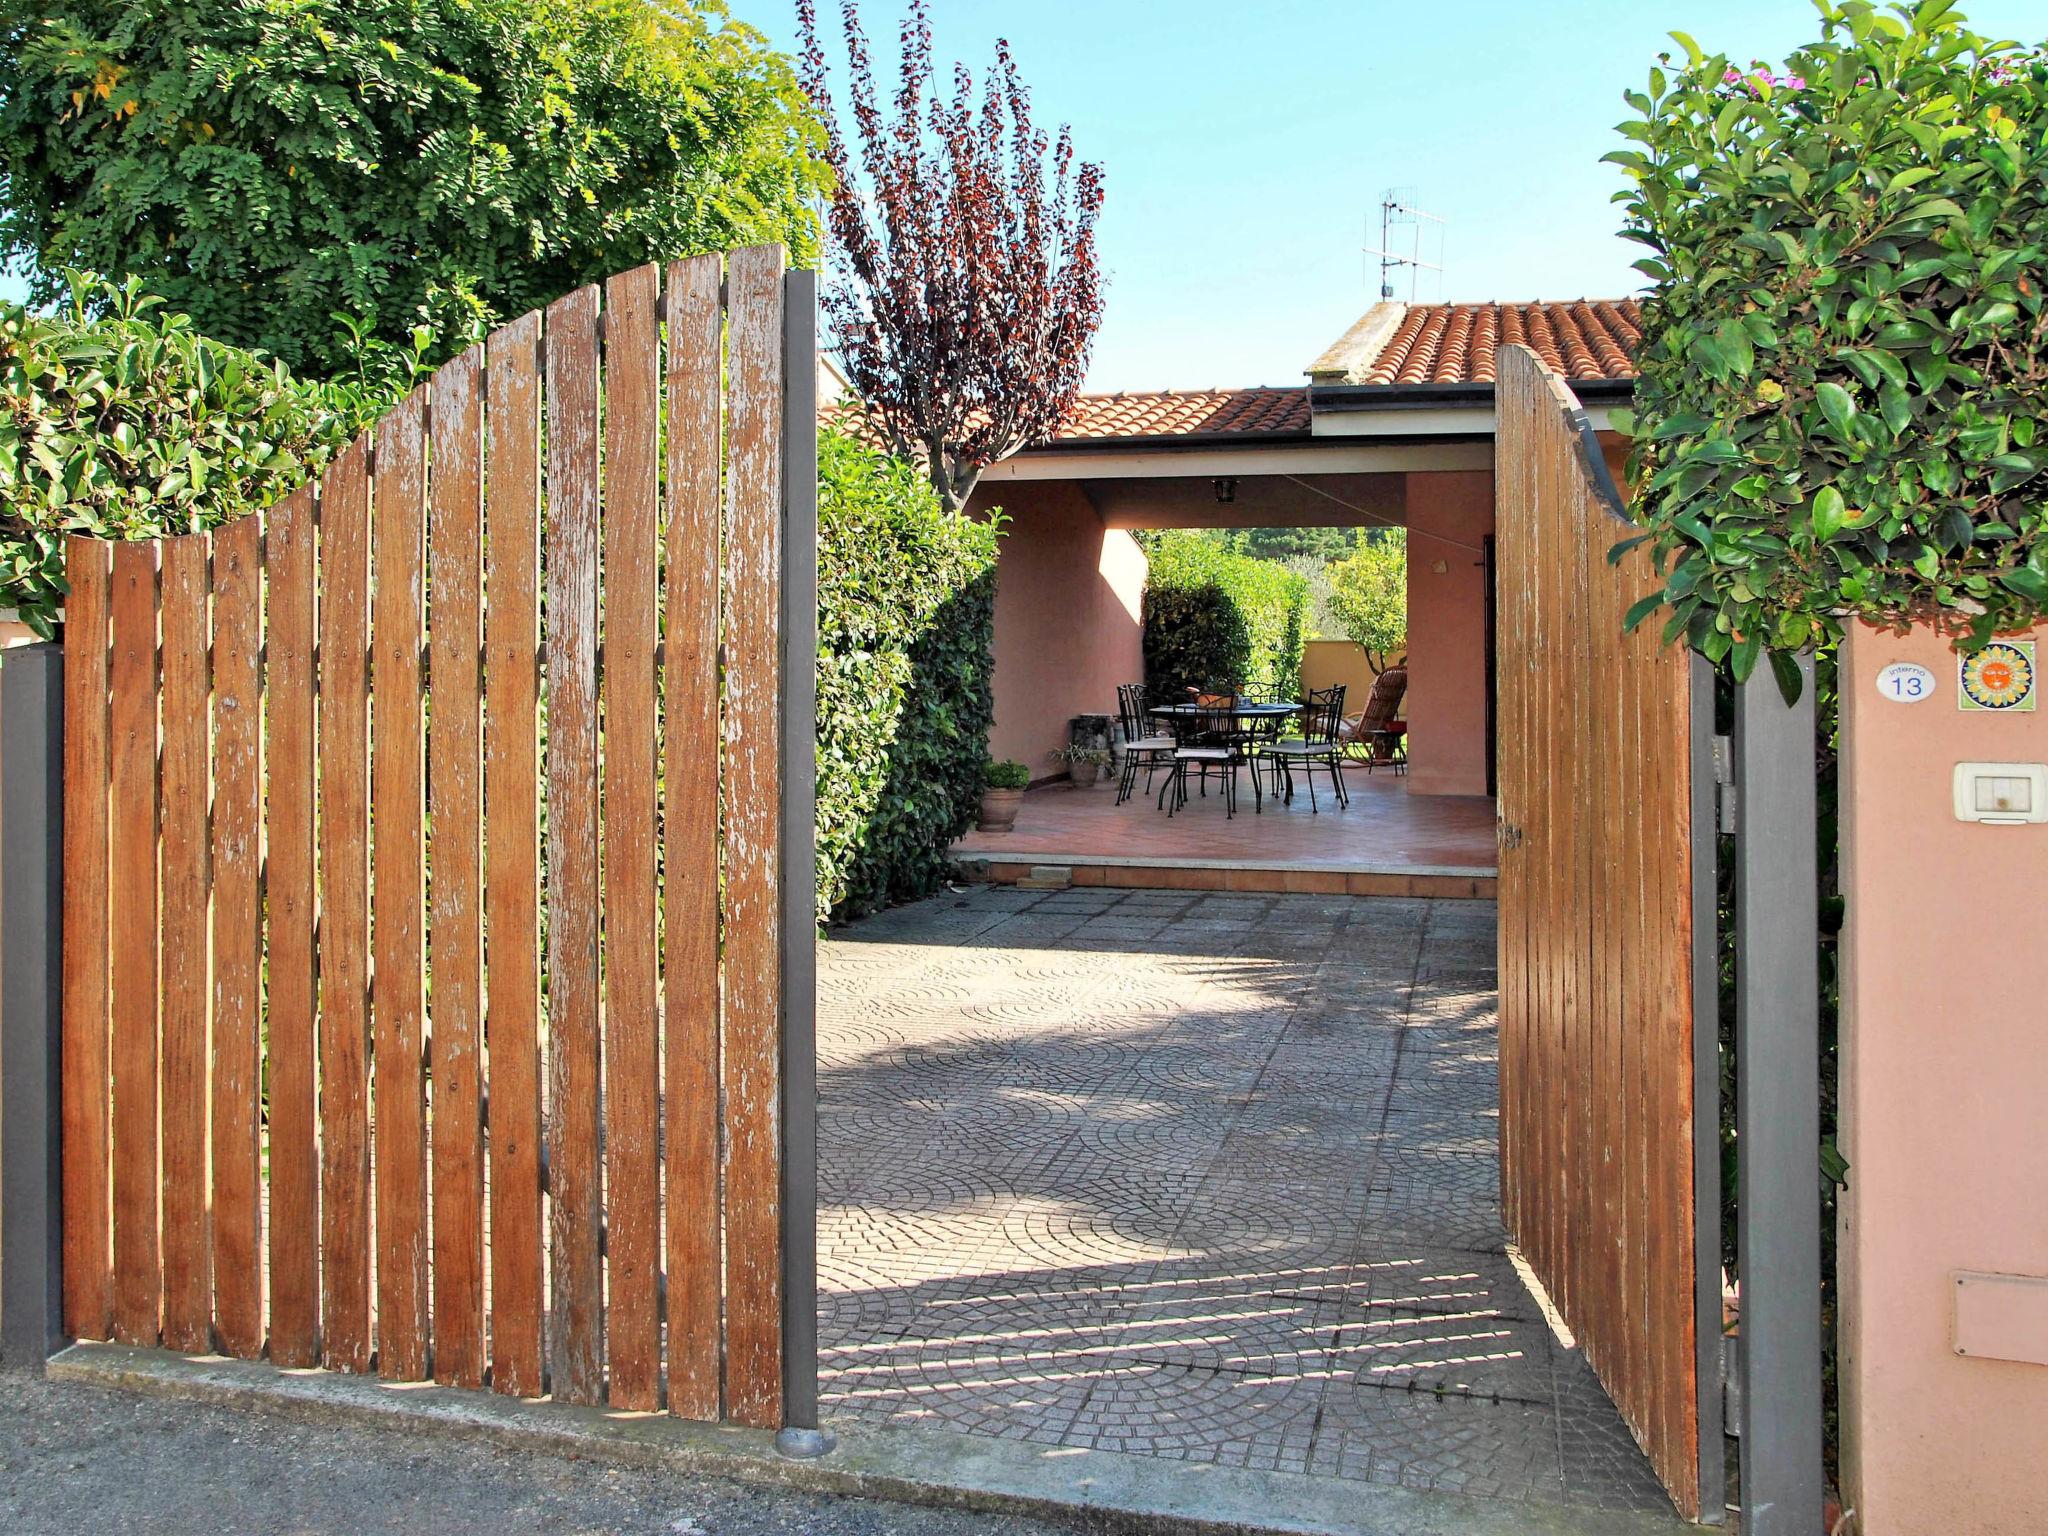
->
xmin=662 ymin=251 xmax=728 ymax=1423
xmin=210 ymin=512 xmax=265 ymax=1361
xmin=158 ymin=535 xmax=211 ymax=1352
xmin=265 ymin=485 xmax=321 ymax=1369
xmin=1496 ymin=345 xmax=1703 ymax=1518
xmin=57 ymin=247 xmax=815 ymax=1426
xmin=372 ymin=390 xmax=431 ymax=1381
xmin=482 ymin=310 xmax=547 ymax=1399
xmin=428 ymin=342 xmax=488 ymax=1391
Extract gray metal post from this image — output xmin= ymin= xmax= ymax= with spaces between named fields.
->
xmin=1 ymin=642 xmax=66 ymax=1371
xmin=774 ymin=266 xmax=827 ymax=1455
xmin=1733 ymin=653 xmax=1822 ymax=1535
xmin=1690 ymin=652 xmax=1727 ymax=1522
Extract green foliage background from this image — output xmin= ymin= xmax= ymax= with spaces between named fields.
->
xmin=815 ymin=427 xmax=1001 ymax=923
xmin=1610 ymin=1 xmax=2048 ymax=686
xmin=1140 ymin=530 xmax=1308 ymax=699
xmin=1327 ymin=530 xmax=1409 ymax=674
xmin=0 ymin=0 xmax=826 ymax=379
xmin=1 ymin=276 xmax=382 ymax=633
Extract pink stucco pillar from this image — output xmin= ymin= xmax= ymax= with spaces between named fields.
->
xmin=1838 ymin=621 xmax=2048 ymax=1535
xmin=1403 ymin=471 xmax=1494 ymax=798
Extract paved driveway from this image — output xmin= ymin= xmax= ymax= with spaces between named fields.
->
xmin=816 ymin=885 xmax=1672 ymax=1515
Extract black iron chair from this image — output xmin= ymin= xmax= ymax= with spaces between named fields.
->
xmin=1265 ymin=684 xmax=1349 ymax=812
xmin=1114 ymin=683 xmax=1178 ymax=806
xmin=1159 ymin=701 xmax=1246 ymax=818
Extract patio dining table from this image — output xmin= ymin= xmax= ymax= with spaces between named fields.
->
xmin=1147 ymin=699 xmax=1304 ymax=814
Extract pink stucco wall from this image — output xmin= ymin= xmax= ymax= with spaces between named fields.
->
xmin=1403 ymin=471 xmax=1494 ymax=798
xmin=1838 ymin=621 xmax=2048 ymax=1535
xmin=972 ymin=479 xmax=1146 ymax=774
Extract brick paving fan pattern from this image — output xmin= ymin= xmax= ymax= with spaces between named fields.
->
xmin=816 ymin=886 xmax=1673 ymax=1513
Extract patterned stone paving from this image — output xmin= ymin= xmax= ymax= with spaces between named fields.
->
xmin=816 ymin=885 xmax=1675 ymax=1515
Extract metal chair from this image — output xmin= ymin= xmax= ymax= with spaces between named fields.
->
xmin=1114 ymin=683 xmax=1178 ymax=806
xmin=1266 ymin=684 xmax=1349 ymax=812
xmin=1159 ymin=702 xmax=1251 ymax=818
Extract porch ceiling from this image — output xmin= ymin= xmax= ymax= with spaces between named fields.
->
xmin=1081 ymin=471 xmax=1404 ymax=530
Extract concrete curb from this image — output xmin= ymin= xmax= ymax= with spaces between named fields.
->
xmin=48 ymin=1343 xmax=1690 ymax=1536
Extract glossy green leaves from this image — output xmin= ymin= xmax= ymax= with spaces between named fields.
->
xmin=1613 ymin=3 xmax=2048 ymax=676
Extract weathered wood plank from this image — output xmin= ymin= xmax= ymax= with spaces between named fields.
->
xmin=543 ymin=283 xmax=605 ymax=1406
xmin=371 ymin=389 xmax=430 ymax=1380
xmin=483 ymin=309 xmax=546 ymax=1398
xmin=266 ymin=485 xmax=322 ymax=1367
xmin=319 ymin=438 xmax=375 ymax=1373
xmin=61 ymin=535 xmax=113 ymax=1341
xmin=663 ymin=252 xmax=726 ymax=1421
xmin=157 ymin=533 xmax=212 ymax=1352
xmin=1492 ymin=345 xmax=1700 ymax=1519
xmin=428 ymin=343 xmax=488 ymax=1390
xmin=721 ymin=243 xmax=787 ymax=1429
xmin=209 ymin=512 xmax=265 ymax=1359
xmin=601 ymin=262 xmax=662 ymax=1411
xmin=108 ymin=540 xmax=161 ymax=1346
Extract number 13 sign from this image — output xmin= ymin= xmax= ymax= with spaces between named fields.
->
xmin=1876 ymin=662 xmax=1937 ymax=702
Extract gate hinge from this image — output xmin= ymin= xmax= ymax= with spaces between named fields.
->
xmin=1713 ymin=735 xmax=1737 ymax=835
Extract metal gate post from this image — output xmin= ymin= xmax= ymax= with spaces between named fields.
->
xmin=1732 ymin=653 xmax=1823 ymax=1535
xmin=1690 ymin=652 xmax=1727 ymax=1522
xmin=1 ymin=642 xmax=66 ymax=1370
xmin=775 ymin=266 xmax=827 ymax=1456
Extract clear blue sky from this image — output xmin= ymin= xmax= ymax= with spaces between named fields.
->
xmin=760 ymin=0 xmax=2044 ymax=391
xmin=7 ymin=2 xmax=2040 ymax=392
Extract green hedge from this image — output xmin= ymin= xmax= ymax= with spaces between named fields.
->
xmin=1610 ymin=6 xmax=2048 ymax=681
xmin=1 ymin=275 xmax=385 ymax=635
xmin=816 ymin=427 xmax=1001 ymax=923
xmin=1140 ymin=531 xmax=1307 ymax=698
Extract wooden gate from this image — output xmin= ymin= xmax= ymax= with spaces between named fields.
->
xmin=1494 ymin=344 xmax=1720 ymax=1520
xmin=58 ymin=247 xmax=818 ymax=1428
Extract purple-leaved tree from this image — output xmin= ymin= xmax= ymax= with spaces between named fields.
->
xmin=798 ymin=0 xmax=1106 ymax=512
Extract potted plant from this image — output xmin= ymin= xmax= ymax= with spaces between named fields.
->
xmin=977 ymin=759 xmax=1031 ymax=832
xmin=1048 ymin=743 xmax=1112 ymax=788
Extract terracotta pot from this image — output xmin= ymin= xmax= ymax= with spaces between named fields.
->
xmin=977 ymin=786 xmax=1025 ymax=832
xmin=1067 ymin=761 xmax=1102 ymax=788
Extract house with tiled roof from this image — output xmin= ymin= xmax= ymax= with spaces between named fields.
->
xmin=969 ymin=299 xmax=1638 ymax=787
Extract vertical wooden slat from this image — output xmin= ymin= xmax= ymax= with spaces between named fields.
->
xmin=267 ymin=485 xmax=321 ymax=1366
xmin=108 ymin=540 xmax=161 ymax=1346
xmin=371 ymin=390 xmax=430 ymax=1380
xmin=158 ymin=535 xmax=211 ymax=1351
xmin=210 ymin=512 xmax=265 ymax=1358
xmin=429 ymin=344 xmax=488 ymax=1390
xmin=722 ymin=243 xmax=787 ymax=1429
xmin=61 ymin=536 xmax=113 ymax=1341
xmin=664 ymin=252 xmax=726 ymax=1421
xmin=484 ymin=309 xmax=546 ymax=1397
xmin=319 ymin=439 xmax=374 ymax=1373
xmin=544 ymin=282 xmax=605 ymax=1406
xmin=601 ymin=262 xmax=662 ymax=1410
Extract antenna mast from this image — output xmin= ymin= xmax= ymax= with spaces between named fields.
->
xmin=1362 ymin=188 xmax=1446 ymax=300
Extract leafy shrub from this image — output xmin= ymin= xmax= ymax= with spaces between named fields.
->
xmin=0 ymin=0 xmax=826 ymax=379
xmin=1 ymin=274 xmax=384 ymax=634
xmin=984 ymin=759 xmax=1030 ymax=790
xmin=816 ymin=427 xmax=1002 ymax=922
xmin=1610 ymin=4 xmax=2048 ymax=684
xmin=1327 ymin=530 xmax=1408 ymax=674
xmin=1140 ymin=531 xmax=1308 ymax=698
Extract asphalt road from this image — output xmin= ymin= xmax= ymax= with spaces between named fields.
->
xmin=0 ymin=1373 xmax=1072 ymax=1536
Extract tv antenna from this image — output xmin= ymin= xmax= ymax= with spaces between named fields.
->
xmin=1363 ymin=188 xmax=1445 ymax=301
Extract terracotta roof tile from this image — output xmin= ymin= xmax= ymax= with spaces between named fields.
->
xmin=1361 ymin=299 xmax=1640 ymax=385
xmin=1048 ymin=386 xmax=1312 ymax=442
